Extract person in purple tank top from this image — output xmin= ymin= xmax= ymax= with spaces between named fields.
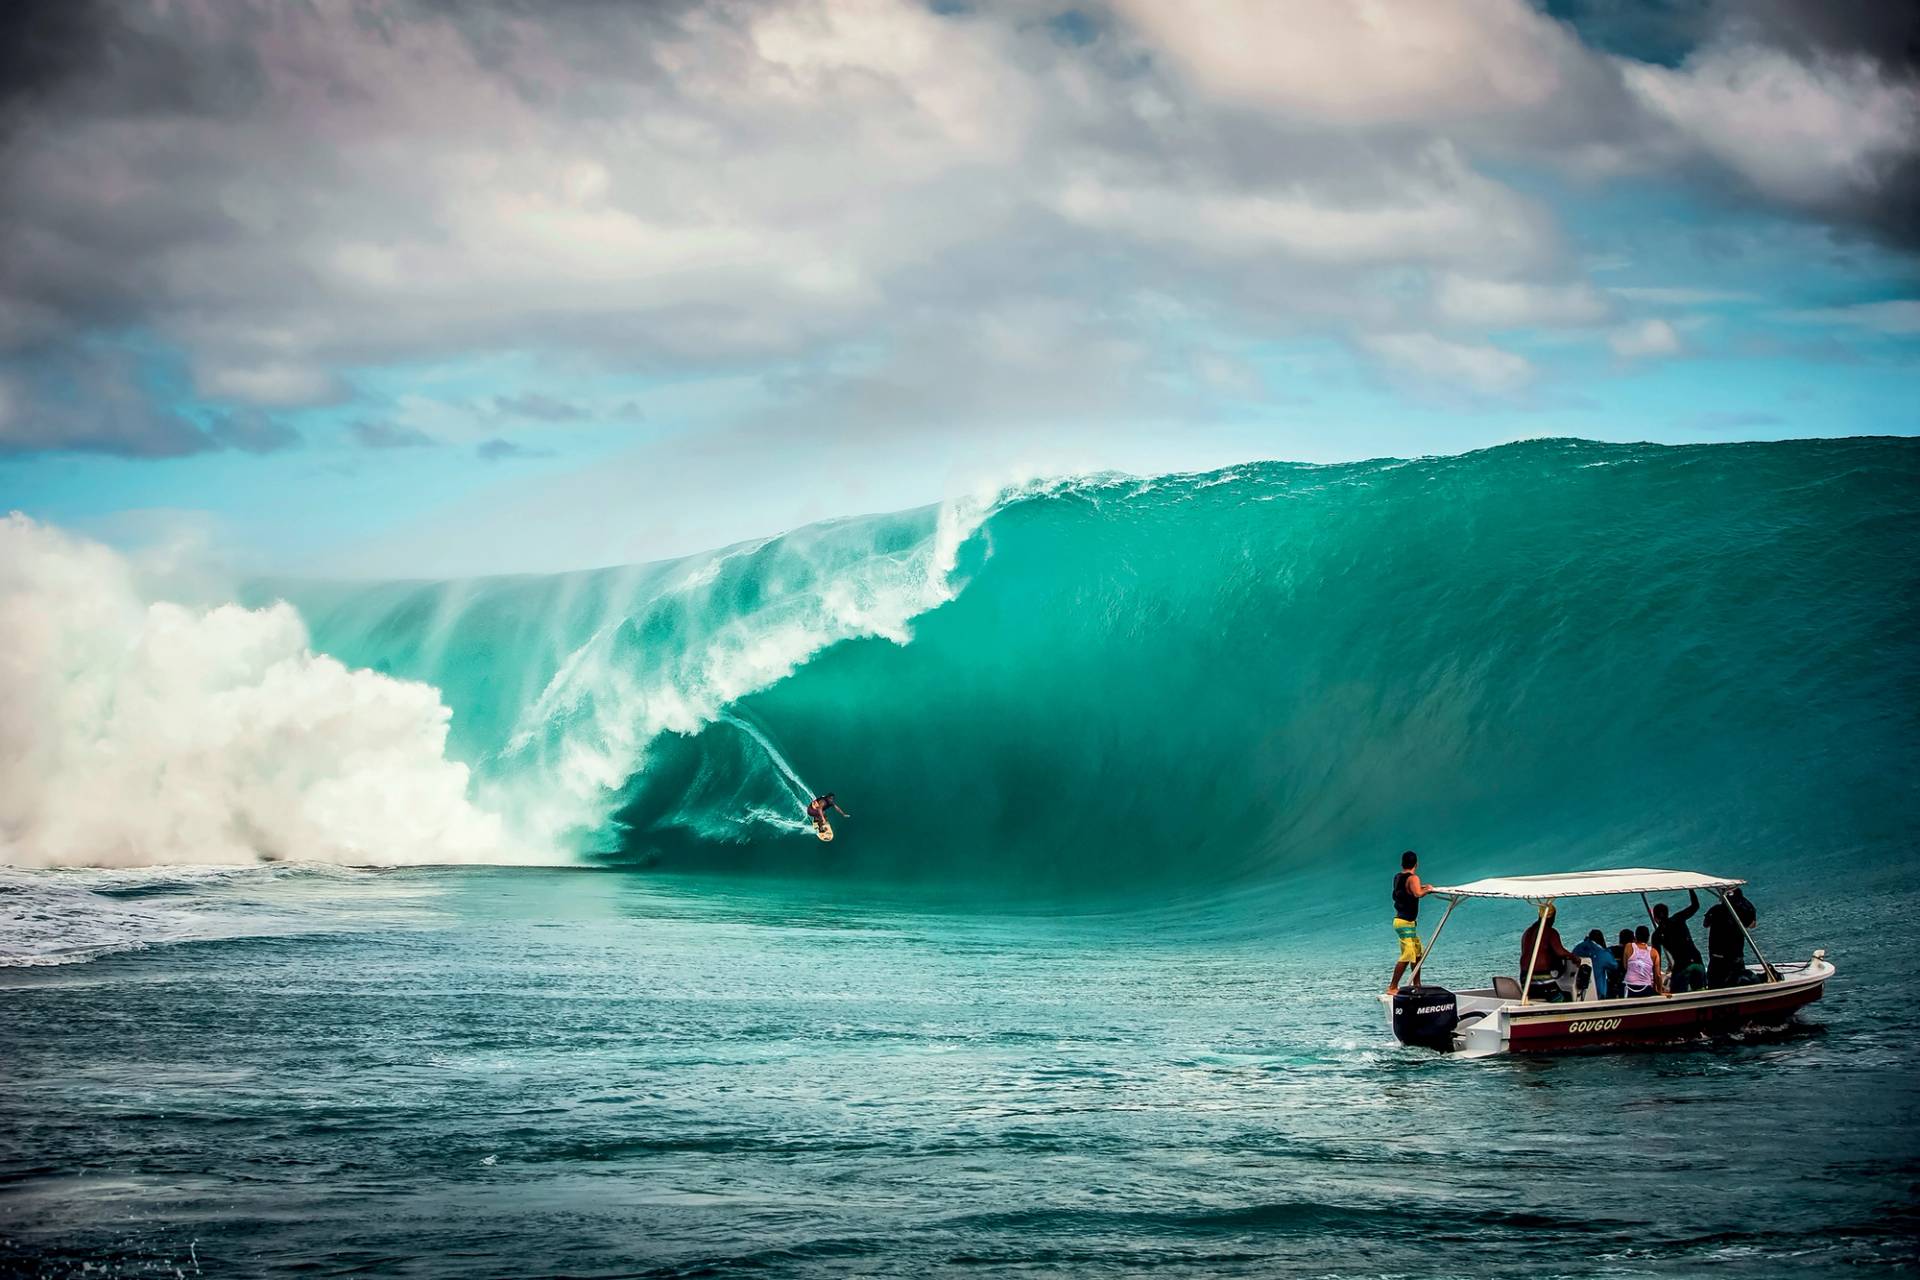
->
xmin=1622 ymin=925 xmax=1665 ymax=998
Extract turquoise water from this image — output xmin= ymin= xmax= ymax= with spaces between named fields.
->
xmin=2 ymin=867 xmax=1916 ymax=1276
xmin=4 ymin=438 xmax=1919 ymax=1274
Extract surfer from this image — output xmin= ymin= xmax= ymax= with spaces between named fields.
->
xmin=806 ymin=792 xmax=849 ymax=835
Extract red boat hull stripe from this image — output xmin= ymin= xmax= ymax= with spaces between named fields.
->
xmin=1504 ymin=983 xmax=1825 ymax=1051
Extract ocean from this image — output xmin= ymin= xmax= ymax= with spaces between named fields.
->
xmin=3 ymin=437 xmax=1917 ymax=1275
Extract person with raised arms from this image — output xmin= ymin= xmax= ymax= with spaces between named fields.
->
xmin=1652 ymin=891 xmax=1706 ymax=993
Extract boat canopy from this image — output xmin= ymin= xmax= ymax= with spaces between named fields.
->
xmin=1428 ymin=867 xmax=1745 ymax=901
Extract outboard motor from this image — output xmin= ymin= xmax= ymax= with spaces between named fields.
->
xmin=1391 ymin=986 xmax=1459 ymax=1050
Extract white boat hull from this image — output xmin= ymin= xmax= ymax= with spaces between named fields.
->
xmin=1385 ymin=957 xmax=1833 ymax=1056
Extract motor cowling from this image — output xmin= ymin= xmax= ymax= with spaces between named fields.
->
xmin=1392 ymin=986 xmax=1459 ymax=1049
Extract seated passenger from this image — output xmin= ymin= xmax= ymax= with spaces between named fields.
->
xmin=1573 ymin=928 xmax=1622 ymax=999
xmin=1520 ymin=906 xmax=1576 ymax=999
xmin=1622 ymin=925 xmax=1664 ymax=998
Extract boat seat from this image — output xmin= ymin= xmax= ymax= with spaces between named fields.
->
xmin=1492 ymin=976 xmax=1522 ymax=999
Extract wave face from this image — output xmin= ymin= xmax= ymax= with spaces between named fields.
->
xmin=278 ymin=437 xmax=1919 ymax=896
xmin=287 ymin=496 xmax=989 ymax=852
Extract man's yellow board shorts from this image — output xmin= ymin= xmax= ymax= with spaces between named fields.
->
xmin=1393 ymin=918 xmax=1422 ymax=964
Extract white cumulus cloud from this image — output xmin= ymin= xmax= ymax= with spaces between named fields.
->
xmin=1361 ymin=331 xmax=1534 ymax=395
xmin=1624 ymin=44 xmax=1920 ymax=220
xmin=1608 ymin=317 xmax=1685 ymax=360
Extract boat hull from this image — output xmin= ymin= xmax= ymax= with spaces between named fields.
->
xmin=1383 ymin=958 xmax=1833 ymax=1056
xmin=1503 ymin=974 xmax=1826 ymax=1053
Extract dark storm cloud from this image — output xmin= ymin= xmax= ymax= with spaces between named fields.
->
xmin=1709 ymin=0 xmax=1920 ymax=247
xmin=0 ymin=0 xmax=107 ymax=121
xmin=0 ymin=345 xmax=211 ymax=457
xmin=1727 ymin=0 xmax=1920 ymax=74
xmin=1534 ymin=1 xmax=1918 ymax=248
xmin=1553 ymin=0 xmax=1920 ymax=72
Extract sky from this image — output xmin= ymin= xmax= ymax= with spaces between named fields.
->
xmin=1 ymin=0 xmax=1916 ymax=577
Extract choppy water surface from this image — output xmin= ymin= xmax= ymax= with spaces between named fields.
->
xmin=3 ymin=866 xmax=1914 ymax=1277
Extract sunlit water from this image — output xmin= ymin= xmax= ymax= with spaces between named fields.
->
xmin=3 ymin=866 xmax=1914 ymax=1277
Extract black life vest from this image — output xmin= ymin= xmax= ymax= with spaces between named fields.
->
xmin=1393 ymin=870 xmax=1419 ymax=920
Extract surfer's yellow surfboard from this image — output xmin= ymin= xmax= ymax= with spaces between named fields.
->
xmin=816 ymin=822 xmax=834 ymax=843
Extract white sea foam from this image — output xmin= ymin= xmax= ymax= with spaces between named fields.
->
xmin=0 ymin=864 xmax=441 ymax=966
xmin=0 ymin=514 xmax=522 ymax=868
xmin=0 ymin=870 xmax=202 ymax=965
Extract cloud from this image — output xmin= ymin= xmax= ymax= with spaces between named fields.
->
xmin=0 ymin=346 xmax=222 ymax=457
xmin=350 ymin=419 xmax=438 ymax=449
xmin=1608 ymin=317 xmax=1685 ymax=359
xmin=476 ymin=437 xmax=555 ymax=462
xmin=1609 ymin=286 xmax=1755 ymax=305
xmin=1111 ymin=0 xmax=1625 ymax=134
xmin=1360 ymin=332 xmax=1534 ymax=395
xmin=1628 ymin=45 xmax=1912 ymax=227
xmin=0 ymin=0 xmax=1039 ymax=447
xmin=1783 ymin=299 xmax=1920 ymax=334
xmin=193 ymin=360 xmax=348 ymax=409
xmin=1708 ymin=1 xmax=1920 ymax=77
xmin=493 ymin=392 xmax=587 ymax=423
xmin=738 ymin=296 xmax=1193 ymax=445
xmin=1051 ymin=142 xmax=1556 ymax=272
xmin=1434 ymin=274 xmax=1610 ymax=328
xmin=204 ymin=409 xmax=300 ymax=454
xmin=1564 ymin=3 xmax=1920 ymax=246
xmin=1564 ymin=2 xmax=1920 ymax=243
xmin=0 ymin=0 xmax=1913 ymax=455
xmin=0 ymin=0 xmax=1603 ymax=438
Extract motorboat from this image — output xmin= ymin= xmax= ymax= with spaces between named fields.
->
xmin=1381 ymin=868 xmax=1832 ymax=1056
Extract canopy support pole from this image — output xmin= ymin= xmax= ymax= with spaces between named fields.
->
xmin=1519 ymin=899 xmax=1553 ymax=1006
xmin=1717 ymin=889 xmax=1778 ymax=983
xmin=1409 ymin=895 xmax=1460 ymax=989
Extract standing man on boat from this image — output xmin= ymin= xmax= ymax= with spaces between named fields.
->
xmin=1703 ymin=897 xmax=1746 ymax=988
xmin=1652 ymin=892 xmax=1706 ymax=993
xmin=1703 ymin=888 xmax=1761 ymax=987
xmin=1387 ymin=850 xmax=1432 ymax=995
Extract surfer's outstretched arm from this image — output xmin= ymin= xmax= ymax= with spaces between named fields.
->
xmin=831 ymin=802 xmax=850 ymax=817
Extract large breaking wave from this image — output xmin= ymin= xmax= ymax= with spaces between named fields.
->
xmin=7 ymin=438 xmax=1916 ymax=896
xmin=297 ymin=436 xmax=1918 ymax=894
